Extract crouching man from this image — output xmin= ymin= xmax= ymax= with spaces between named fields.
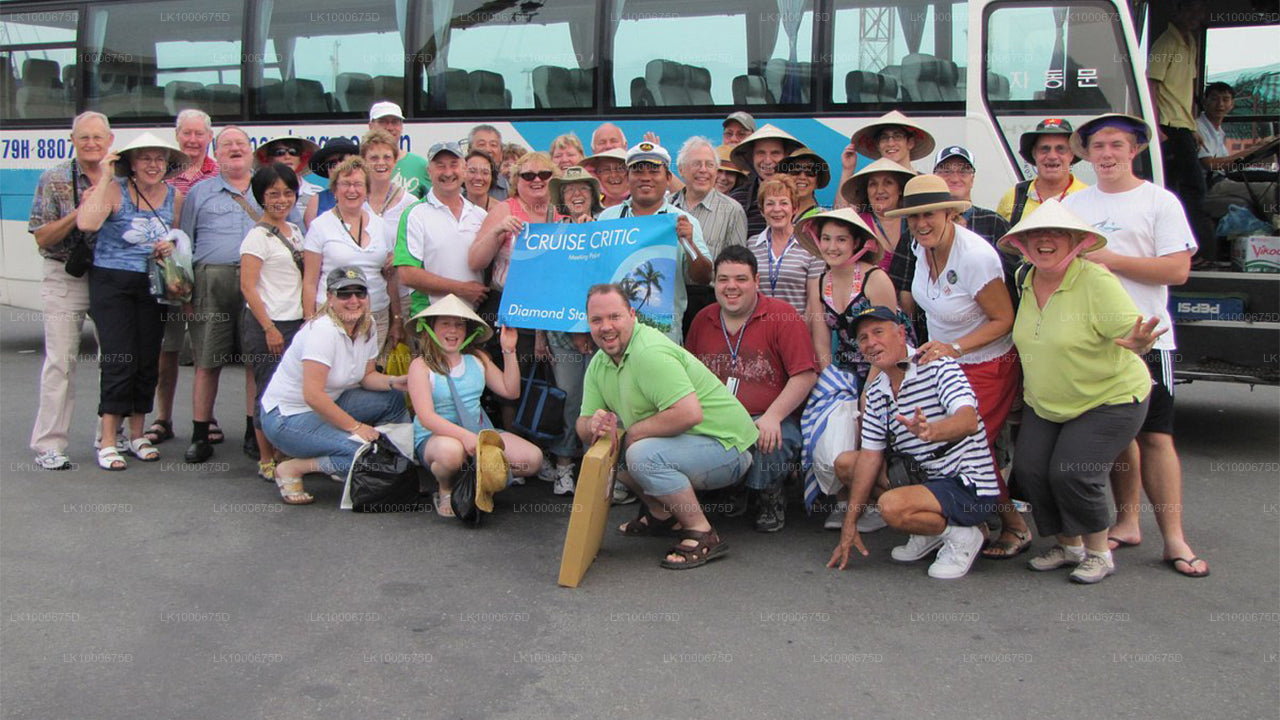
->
xmin=827 ymin=306 xmax=1000 ymax=579
xmin=577 ymin=283 xmax=758 ymax=570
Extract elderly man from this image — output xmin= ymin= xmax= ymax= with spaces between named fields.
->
xmin=722 ymin=111 xmax=755 ymax=146
xmin=996 ymin=118 xmax=1089 ymax=225
xmin=369 ymin=100 xmax=429 ymax=199
xmin=685 ymin=246 xmax=817 ymax=532
xmin=27 ymin=112 xmax=113 ymax=469
xmin=578 ymin=284 xmax=758 ymax=569
xmin=467 ymin=124 xmax=509 ymax=200
xmin=1062 ymin=113 xmax=1208 ymax=578
xmin=395 ymin=141 xmax=489 ymax=318
xmin=181 ymin=126 xmax=300 ymax=463
xmin=827 ymin=306 xmax=1000 ymax=580
xmin=170 ymin=109 xmax=218 ymax=194
xmin=672 ymin=136 xmax=748 ymax=338
xmin=933 ymin=146 xmax=1010 ymax=247
xmin=590 ymin=123 xmax=627 ymax=154
xmin=598 ymin=142 xmax=712 ymax=344
xmin=728 ymin=124 xmax=804 ymax=237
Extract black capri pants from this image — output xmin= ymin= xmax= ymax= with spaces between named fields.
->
xmin=88 ymin=266 xmax=165 ymax=417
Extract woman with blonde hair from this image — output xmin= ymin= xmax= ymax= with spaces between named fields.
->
xmin=549 ymin=133 xmax=586 ymax=171
xmin=749 ymin=174 xmax=824 ymax=315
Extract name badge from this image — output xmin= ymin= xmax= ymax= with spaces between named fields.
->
xmin=726 ymin=376 xmax=740 ymax=396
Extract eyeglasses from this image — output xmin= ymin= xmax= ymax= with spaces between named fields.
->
xmin=519 ymin=170 xmax=553 ymax=182
xmin=935 ymin=167 xmax=975 ymax=177
xmin=335 ymin=288 xmax=368 ymax=299
xmin=878 ymin=131 xmax=909 ymax=142
xmin=786 ymin=166 xmax=819 ymax=177
xmin=269 ymin=147 xmax=301 ymax=157
xmin=596 ymin=164 xmax=627 ymax=176
xmin=337 ymin=181 xmax=365 ymax=190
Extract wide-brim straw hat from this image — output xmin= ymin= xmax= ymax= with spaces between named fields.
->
xmin=255 ymin=134 xmax=320 ymax=168
xmin=1018 ymin=118 xmax=1081 ymax=166
xmin=996 ymin=198 xmax=1107 ymax=256
xmin=550 ymin=165 xmax=602 ymax=213
xmin=884 ymin=174 xmax=971 ymax=218
xmin=781 ymin=146 xmax=830 ymax=189
xmin=839 ymin=157 xmax=917 ymax=207
xmin=114 ymin=132 xmax=185 ymax=179
xmin=310 ymin=137 xmax=360 ymax=178
xmin=794 ymin=207 xmax=877 ymax=261
xmin=1069 ymin=113 xmax=1153 ymax=159
xmin=730 ymin=123 xmax=804 ymax=174
xmin=475 ymin=429 xmax=509 ymax=513
xmin=410 ymin=293 xmax=494 ymax=344
xmin=581 ymin=148 xmax=628 ymax=173
xmin=850 ymin=110 xmax=936 ymax=161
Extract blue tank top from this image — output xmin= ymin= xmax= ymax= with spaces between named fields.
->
xmin=94 ymin=177 xmax=176 ymax=273
xmin=316 ymin=188 xmax=337 ymax=216
xmin=412 ymin=355 xmax=488 ymax=449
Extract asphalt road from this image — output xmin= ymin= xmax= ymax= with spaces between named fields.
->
xmin=1 ymin=307 xmax=1277 ymax=719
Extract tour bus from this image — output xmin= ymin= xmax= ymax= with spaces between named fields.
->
xmin=0 ymin=0 xmax=1275 ymax=381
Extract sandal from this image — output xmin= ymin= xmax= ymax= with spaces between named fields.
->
xmin=660 ymin=529 xmax=729 ymax=570
xmin=207 ymin=420 xmax=224 ymax=444
xmin=257 ymin=460 xmax=276 ymax=482
xmin=96 ymin=446 xmax=127 ymax=471
xmin=143 ymin=419 xmax=174 ymax=444
xmin=981 ymin=527 xmax=1033 ymax=559
xmin=1165 ymin=556 xmax=1210 ymax=578
xmin=275 ymin=474 xmax=314 ymax=505
xmin=434 ymin=492 xmax=455 ymax=518
xmin=127 ymin=437 xmax=160 ymax=462
xmin=618 ymin=505 xmax=681 ymax=537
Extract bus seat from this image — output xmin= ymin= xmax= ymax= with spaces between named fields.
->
xmin=630 ymin=76 xmax=654 ymax=107
xmin=0 ymin=56 xmax=14 ymax=118
xmin=136 ymin=85 xmax=167 ymax=115
xmin=846 ymin=71 xmax=882 ymax=102
xmin=284 ymin=79 xmax=329 ymax=113
xmin=62 ymin=64 xmax=78 ymax=99
xmin=165 ymin=81 xmax=205 ymax=114
xmin=732 ymin=74 xmax=773 ymax=105
xmin=986 ymin=71 xmax=1009 ymax=101
xmin=336 ymin=72 xmax=373 ymax=112
xmin=686 ymin=65 xmax=713 ymax=105
xmin=532 ymin=65 xmax=570 ymax=109
xmin=23 ymin=58 xmax=61 ymax=88
xmin=428 ymin=69 xmax=470 ymax=110
xmin=96 ymin=92 xmax=136 ymax=118
xmin=646 ymin=59 xmax=691 ymax=106
xmin=17 ymin=86 xmax=70 ymax=118
xmin=372 ymin=75 xmax=404 ymax=106
xmin=765 ymin=58 xmax=811 ymax=103
xmin=937 ymin=58 xmax=961 ymax=101
xmin=901 ymin=54 xmax=942 ymax=102
xmin=257 ymin=80 xmax=285 ymax=112
xmin=879 ymin=74 xmax=900 ymax=101
xmin=206 ymin=84 xmax=240 ymax=115
xmin=570 ymin=68 xmax=592 ymax=107
xmin=469 ymin=70 xmax=507 ymax=109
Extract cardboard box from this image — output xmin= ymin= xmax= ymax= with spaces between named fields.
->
xmin=1171 ymin=292 xmax=1248 ymax=321
xmin=1231 ymin=236 xmax=1280 ymax=273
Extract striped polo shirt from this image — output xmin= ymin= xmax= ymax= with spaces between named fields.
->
xmin=860 ymin=355 xmax=999 ymax=496
xmin=672 ymin=187 xmax=748 ymax=261
xmin=750 ymin=229 xmax=824 ymax=314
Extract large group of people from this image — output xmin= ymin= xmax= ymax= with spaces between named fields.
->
xmin=28 ymin=96 xmax=1212 ymax=581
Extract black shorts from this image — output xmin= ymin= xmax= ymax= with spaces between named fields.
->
xmin=1140 ymin=349 xmax=1175 ymax=435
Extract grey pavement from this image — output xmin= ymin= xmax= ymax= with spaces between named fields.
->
xmin=1 ymin=306 xmax=1278 ymax=719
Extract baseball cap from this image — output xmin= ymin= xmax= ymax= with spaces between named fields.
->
xmin=427 ymin=141 xmax=464 ymax=162
xmin=368 ymin=101 xmax=405 ymax=122
xmin=625 ymin=141 xmax=671 ymax=167
xmin=933 ymin=145 xmax=975 ymax=170
xmin=850 ymin=305 xmax=903 ymax=335
xmin=326 ymin=266 xmax=369 ymax=293
xmin=723 ymin=111 xmax=757 ymax=134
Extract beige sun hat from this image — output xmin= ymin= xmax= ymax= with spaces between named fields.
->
xmin=839 ymin=157 xmax=918 ymax=208
xmin=717 ymin=144 xmax=747 ymax=176
xmin=113 ymin=132 xmax=185 ymax=179
xmin=780 ymin=146 xmax=831 ymax=189
xmin=849 ymin=110 xmax=936 ymax=161
xmin=730 ymin=123 xmax=804 ymax=174
xmin=475 ymin=429 xmax=510 ymax=513
xmin=996 ymin=198 xmax=1107 ymax=256
xmin=581 ymin=147 xmax=628 ymax=174
xmin=883 ymin=174 xmax=971 ymax=218
xmin=410 ymin=293 xmax=494 ymax=344
xmin=550 ymin=165 xmax=602 ymax=214
xmin=1069 ymin=113 xmax=1153 ymax=159
xmin=794 ymin=207 xmax=877 ymax=261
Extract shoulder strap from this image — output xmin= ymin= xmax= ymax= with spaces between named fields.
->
xmin=1010 ymin=179 xmax=1034 ymax=225
xmin=132 ymin=178 xmax=172 ymax=233
xmin=444 ymin=362 xmax=493 ymax=433
xmin=70 ymin=159 xmax=80 ymax=206
xmin=230 ymin=191 xmax=263 ymax=223
xmin=1014 ymin=263 xmax=1033 ymax=297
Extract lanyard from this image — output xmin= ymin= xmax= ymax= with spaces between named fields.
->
xmin=719 ymin=299 xmax=756 ymax=366
xmin=766 ymin=229 xmax=795 ymax=294
xmin=870 ymin=213 xmax=890 ymax=240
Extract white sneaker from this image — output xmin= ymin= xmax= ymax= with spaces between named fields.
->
xmin=928 ymin=525 xmax=985 ymax=579
xmin=509 ymin=475 xmax=526 ymax=486
xmin=553 ymin=464 xmax=575 ymax=496
xmin=891 ymin=534 xmax=945 ymax=562
xmin=537 ymin=457 xmax=557 ymax=483
xmin=35 ymin=450 xmax=72 ymax=470
xmin=612 ymin=483 xmax=638 ymax=505
xmin=823 ymin=501 xmax=848 ymax=530
xmin=856 ymin=505 xmax=888 ymax=533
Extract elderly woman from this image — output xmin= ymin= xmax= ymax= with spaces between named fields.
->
xmin=76 ymin=132 xmax=185 ymax=470
xmin=716 ymin=144 xmax=747 ymax=195
xmin=304 ymin=137 xmax=359 ymax=229
xmin=582 ymin=148 xmax=629 ymax=209
xmin=550 ymin=165 xmax=601 ymax=221
xmin=302 ymin=157 xmax=402 ymax=357
xmin=260 ymin=267 xmax=410 ymax=504
xmin=782 ymin=147 xmax=830 ymax=220
xmin=240 ymin=163 xmax=306 ymax=481
xmin=748 ymin=175 xmax=824 ymax=314
xmin=549 ymin=133 xmax=586 ymax=171
xmin=463 ymin=148 xmax=499 ymax=212
xmin=255 ymin=135 xmax=321 ymax=219
xmin=999 ymin=200 xmax=1161 ymax=584
xmin=501 ymin=143 xmax=527 ymax=178
xmin=886 ymin=174 xmax=1031 ymax=559
xmin=839 ymin=157 xmax=916 ymax=280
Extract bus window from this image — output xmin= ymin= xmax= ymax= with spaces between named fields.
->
xmin=1203 ymin=25 xmax=1279 ymax=151
xmin=82 ymin=0 xmax=243 ymax=121
xmin=253 ymin=0 xmax=408 ymax=117
xmin=415 ymin=0 xmax=598 ymax=113
xmin=611 ymin=0 xmax=815 ymax=108
xmin=830 ymin=1 xmax=967 ymax=107
xmin=0 ymin=8 xmax=78 ymax=121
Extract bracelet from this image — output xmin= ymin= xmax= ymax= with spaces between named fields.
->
xmin=387 ymin=378 xmax=394 ymax=391
xmin=349 ymin=422 xmax=363 ymax=433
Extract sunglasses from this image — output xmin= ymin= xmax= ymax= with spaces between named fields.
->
xmin=786 ymin=166 xmax=820 ymax=177
xmin=269 ymin=147 xmax=302 ymax=157
xmin=335 ymin=288 xmax=368 ymax=299
xmin=519 ymin=170 xmax=554 ymax=182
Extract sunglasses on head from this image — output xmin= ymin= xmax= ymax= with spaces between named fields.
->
xmin=519 ymin=170 xmax=554 ymax=182
xmin=335 ymin=287 xmax=368 ymax=299
xmin=270 ymin=146 xmax=302 ymax=157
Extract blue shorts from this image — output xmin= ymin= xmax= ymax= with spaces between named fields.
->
xmin=922 ymin=476 xmax=996 ymax=527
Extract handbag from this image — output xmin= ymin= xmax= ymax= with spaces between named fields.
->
xmin=444 ymin=369 xmax=493 ymax=526
xmin=512 ymin=361 xmax=566 ymax=443
xmin=63 ymin=160 xmax=94 ymax=278
xmin=344 ymin=435 xmax=426 ymax=512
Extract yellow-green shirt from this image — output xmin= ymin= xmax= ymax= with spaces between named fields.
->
xmin=1147 ymin=25 xmax=1198 ymax=130
xmin=580 ymin=323 xmax=759 ymax=452
xmin=1014 ymin=260 xmax=1151 ymax=423
xmin=996 ymin=175 xmax=1090 ymax=224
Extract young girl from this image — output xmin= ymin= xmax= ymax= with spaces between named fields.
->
xmin=406 ymin=295 xmax=542 ymax=516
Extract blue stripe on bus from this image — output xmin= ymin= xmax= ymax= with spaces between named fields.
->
xmin=2 ymin=170 xmax=43 ymax=222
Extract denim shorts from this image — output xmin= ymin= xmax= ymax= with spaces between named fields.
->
xmin=623 ymin=433 xmax=752 ymax=497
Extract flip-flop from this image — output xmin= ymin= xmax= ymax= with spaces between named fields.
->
xmin=1107 ymin=536 xmax=1140 ymax=551
xmin=1165 ymin=556 xmax=1210 ymax=578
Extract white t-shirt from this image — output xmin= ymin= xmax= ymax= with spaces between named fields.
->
xmin=1196 ymin=113 xmax=1228 ymax=160
xmin=911 ymin=225 xmax=1013 ymax=364
xmin=304 ymin=208 xmax=394 ymax=312
xmin=261 ymin=314 xmax=379 ymax=416
xmin=239 ymin=223 xmax=305 ymax=321
xmin=366 ymin=191 xmax=420 ymax=304
xmin=398 ymin=190 xmax=486 ymax=306
xmin=1064 ymin=183 xmax=1196 ymax=350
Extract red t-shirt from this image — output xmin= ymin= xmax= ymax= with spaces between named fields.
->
xmin=685 ymin=295 xmax=817 ymax=416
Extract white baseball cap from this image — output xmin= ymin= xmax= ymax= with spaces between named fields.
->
xmin=369 ymin=101 xmax=405 ymax=122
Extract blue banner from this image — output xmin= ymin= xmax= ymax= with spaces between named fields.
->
xmin=498 ymin=215 xmax=678 ymax=333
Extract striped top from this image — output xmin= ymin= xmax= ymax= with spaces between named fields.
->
xmin=672 ymin=187 xmax=748 ymax=262
xmin=860 ymin=355 xmax=999 ymax=496
xmin=750 ymin=229 xmax=824 ymax=314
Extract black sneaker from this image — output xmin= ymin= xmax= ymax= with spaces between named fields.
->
xmin=185 ymin=439 xmax=213 ymax=463
xmin=754 ymin=486 xmax=785 ymax=533
xmin=722 ymin=485 xmax=750 ymax=518
xmin=242 ymin=426 xmax=259 ymax=461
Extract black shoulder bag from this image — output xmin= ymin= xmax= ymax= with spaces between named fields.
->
xmin=63 ymin=160 xmax=95 ymax=278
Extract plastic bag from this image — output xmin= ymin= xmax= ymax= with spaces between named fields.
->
xmin=810 ymin=399 xmax=860 ymax=496
xmin=1216 ymin=204 xmax=1273 ymax=240
xmin=148 ymin=229 xmax=194 ymax=305
xmin=340 ymin=435 xmax=426 ymax=513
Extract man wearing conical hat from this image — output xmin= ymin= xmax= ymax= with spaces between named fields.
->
xmin=727 ymin=124 xmax=805 ymax=237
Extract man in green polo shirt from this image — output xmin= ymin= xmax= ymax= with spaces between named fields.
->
xmin=577 ymin=283 xmax=758 ymax=570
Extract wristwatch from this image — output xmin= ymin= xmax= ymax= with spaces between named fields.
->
xmin=950 ymin=342 xmax=962 ymax=355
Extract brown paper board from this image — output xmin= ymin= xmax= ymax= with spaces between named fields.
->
xmin=558 ymin=436 xmax=620 ymax=588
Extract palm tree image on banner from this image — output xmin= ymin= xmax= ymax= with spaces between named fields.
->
xmin=619 ymin=258 xmax=674 ymax=334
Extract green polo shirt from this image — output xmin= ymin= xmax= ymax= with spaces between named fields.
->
xmin=1013 ymin=259 xmax=1151 ymax=423
xmin=580 ymin=323 xmax=759 ymax=453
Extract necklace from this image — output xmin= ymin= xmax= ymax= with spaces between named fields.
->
xmin=339 ymin=209 xmax=365 ymax=247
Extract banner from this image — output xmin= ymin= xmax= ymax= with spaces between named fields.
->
xmin=498 ymin=215 xmax=678 ymax=334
